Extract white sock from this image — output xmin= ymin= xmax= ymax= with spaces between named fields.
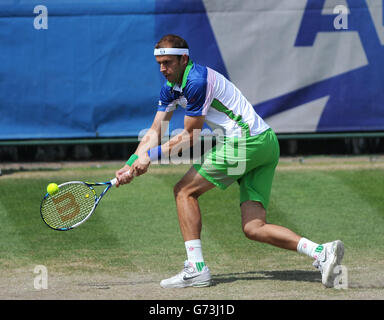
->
xmin=185 ymin=239 xmax=206 ymax=272
xmin=297 ymin=237 xmax=324 ymax=260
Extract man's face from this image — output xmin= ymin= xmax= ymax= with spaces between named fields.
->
xmin=155 ymin=54 xmax=188 ymax=84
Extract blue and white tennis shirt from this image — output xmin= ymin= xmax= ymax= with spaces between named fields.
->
xmin=157 ymin=60 xmax=270 ymax=137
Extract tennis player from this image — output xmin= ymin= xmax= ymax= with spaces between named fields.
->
xmin=115 ymin=34 xmax=344 ymax=288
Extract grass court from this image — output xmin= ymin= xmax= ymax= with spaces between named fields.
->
xmin=0 ymin=156 xmax=383 ymax=300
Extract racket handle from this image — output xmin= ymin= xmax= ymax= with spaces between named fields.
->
xmin=111 ymin=170 xmax=131 ymax=186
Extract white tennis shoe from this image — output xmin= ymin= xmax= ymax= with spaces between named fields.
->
xmin=313 ymin=240 xmax=344 ymax=288
xmin=160 ymin=261 xmax=211 ymax=288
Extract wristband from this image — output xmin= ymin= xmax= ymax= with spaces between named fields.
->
xmin=147 ymin=145 xmax=163 ymax=161
xmin=126 ymin=154 xmax=139 ymax=166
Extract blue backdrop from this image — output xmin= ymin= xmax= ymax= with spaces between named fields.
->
xmin=0 ymin=0 xmax=383 ymax=139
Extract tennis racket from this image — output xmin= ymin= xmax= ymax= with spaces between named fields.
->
xmin=40 ymin=172 xmax=130 ymax=231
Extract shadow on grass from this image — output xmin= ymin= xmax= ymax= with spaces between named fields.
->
xmin=212 ymin=270 xmax=321 ymax=286
xmin=77 ymin=270 xmax=321 ymax=288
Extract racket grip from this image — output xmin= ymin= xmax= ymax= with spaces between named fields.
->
xmin=111 ymin=170 xmax=131 ymax=186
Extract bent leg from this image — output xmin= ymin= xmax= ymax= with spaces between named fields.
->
xmin=174 ymin=166 xmax=216 ymax=241
xmin=241 ymin=200 xmax=301 ymax=251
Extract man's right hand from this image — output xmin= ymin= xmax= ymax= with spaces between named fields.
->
xmin=115 ymin=165 xmax=134 ymax=187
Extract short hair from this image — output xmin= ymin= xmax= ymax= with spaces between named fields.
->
xmin=155 ymin=34 xmax=189 ymax=49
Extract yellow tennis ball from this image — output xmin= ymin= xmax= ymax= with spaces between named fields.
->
xmin=47 ymin=183 xmax=59 ymax=196
xmin=85 ymin=194 xmax=89 ymax=198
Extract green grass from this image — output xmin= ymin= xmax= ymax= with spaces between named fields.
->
xmin=1 ymin=165 xmax=383 ymax=279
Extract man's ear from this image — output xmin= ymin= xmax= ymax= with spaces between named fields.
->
xmin=182 ymin=54 xmax=189 ymax=66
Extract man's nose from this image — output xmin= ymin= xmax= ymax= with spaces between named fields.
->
xmin=160 ymin=64 xmax=166 ymax=73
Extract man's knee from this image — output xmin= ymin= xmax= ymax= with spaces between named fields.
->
xmin=242 ymin=220 xmax=266 ymax=241
xmin=241 ymin=200 xmax=267 ymax=241
xmin=173 ymin=180 xmax=196 ymax=200
xmin=173 ymin=181 xmax=184 ymax=198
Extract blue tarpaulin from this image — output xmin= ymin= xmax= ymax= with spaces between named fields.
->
xmin=1 ymin=0 xmax=383 ymax=139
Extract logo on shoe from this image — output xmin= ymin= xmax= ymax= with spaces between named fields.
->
xmin=183 ymin=274 xmax=199 ymax=281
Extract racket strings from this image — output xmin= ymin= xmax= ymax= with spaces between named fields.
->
xmin=41 ymin=183 xmax=96 ymax=230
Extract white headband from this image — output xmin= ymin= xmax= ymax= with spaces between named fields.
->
xmin=154 ymin=48 xmax=189 ymax=56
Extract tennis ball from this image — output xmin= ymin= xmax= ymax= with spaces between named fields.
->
xmin=47 ymin=183 xmax=59 ymax=196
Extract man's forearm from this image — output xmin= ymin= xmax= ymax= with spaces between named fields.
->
xmin=133 ymin=111 xmax=173 ymax=157
xmin=135 ymin=128 xmax=162 ymax=156
xmin=140 ymin=114 xmax=204 ymax=162
xmin=161 ymin=128 xmax=200 ymax=158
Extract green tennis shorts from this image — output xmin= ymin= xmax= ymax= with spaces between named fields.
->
xmin=193 ymin=128 xmax=280 ymax=209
